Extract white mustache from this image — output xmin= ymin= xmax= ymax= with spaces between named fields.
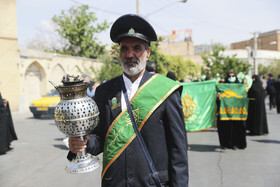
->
xmin=123 ymin=58 xmax=139 ymax=64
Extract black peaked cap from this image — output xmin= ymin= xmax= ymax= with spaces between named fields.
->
xmin=110 ymin=14 xmax=157 ymax=43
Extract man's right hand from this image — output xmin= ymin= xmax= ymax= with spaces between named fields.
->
xmin=68 ymin=135 xmax=89 ymax=153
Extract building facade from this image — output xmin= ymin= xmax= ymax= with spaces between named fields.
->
xmin=0 ymin=0 xmax=103 ymax=112
xmin=231 ymin=30 xmax=280 ymax=51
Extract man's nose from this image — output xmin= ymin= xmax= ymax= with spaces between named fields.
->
xmin=125 ymin=48 xmax=134 ymax=58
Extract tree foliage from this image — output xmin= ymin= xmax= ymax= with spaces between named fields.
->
xmin=201 ymin=45 xmax=251 ymax=78
xmin=165 ymin=55 xmax=200 ymax=80
xmin=148 ymin=40 xmax=168 ymax=74
xmin=258 ymin=60 xmax=280 ymax=78
xmin=96 ymin=56 xmax=123 ymax=82
xmin=52 ymin=5 xmax=109 ymax=58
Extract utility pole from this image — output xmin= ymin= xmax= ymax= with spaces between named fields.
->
xmin=136 ymin=0 xmax=140 ymax=15
xmin=253 ymin=32 xmax=258 ymax=75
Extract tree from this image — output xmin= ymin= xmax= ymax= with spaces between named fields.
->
xmin=202 ymin=45 xmax=250 ymax=77
xmin=148 ymin=40 xmax=169 ymax=74
xmin=258 ymin=60 xmax=280 ymax=78
xmin=165 ymin=55 xmax=200 ymax=80
xmin=201 ymin=45 xmax=251 ymax=78
xmin=52 ymin=5 xmax=109 ymax=58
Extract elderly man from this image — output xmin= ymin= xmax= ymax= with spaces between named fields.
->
xmin=68 ymin=14 xmax=188 ymax=187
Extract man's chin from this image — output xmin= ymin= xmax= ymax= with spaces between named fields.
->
xmin=123 ymin=68 xmax=142 ymax=77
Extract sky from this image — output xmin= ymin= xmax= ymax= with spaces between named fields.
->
xmin=16 ymin=0 xmax=280 ymax=49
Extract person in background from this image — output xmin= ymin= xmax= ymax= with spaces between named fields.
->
xmin=82 ymin=73 xmax=99 ymax=99
xmin=261 ymin=75 xmax=267 ymax=91
xmin=145 ymin=61 xmax=156 ymax=73
xmin=274 ymin=74 xmax=280 ymax=114
xmin=0 ymin=91 xmax=17 ymax=155
xmin=68 ymin=14 xmax=188 ymax=186
xmin=166 ymin=71 xmax=177 ymax=81
xmin=247 ymin=75 xmax=269 ymax=135
xmin=266 ymin=73 xmax=276 ymax=110
xmin=217 ymin=71 xmax=247 ymax=149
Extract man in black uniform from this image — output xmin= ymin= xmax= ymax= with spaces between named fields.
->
xmin=68 ymin=14 xmax=189 ymax=187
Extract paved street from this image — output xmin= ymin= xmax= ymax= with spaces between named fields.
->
xmin=1 ymin=101 xmax=280 ymax=187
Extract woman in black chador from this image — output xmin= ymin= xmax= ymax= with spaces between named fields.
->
xmin=247 ymin=75 xmax=269 ymax=135
xmin=0 ymin=93 xmax=17 ymax=155
xmin=217 ymin=72 xmax=247 ymax=149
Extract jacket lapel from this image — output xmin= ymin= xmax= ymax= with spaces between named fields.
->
xmin=139 ymin=71 xmax=154 ymax=88
xmin=108 ymin=76 xmax=122 ymax=119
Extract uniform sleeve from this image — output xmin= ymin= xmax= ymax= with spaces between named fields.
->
xmin=86 ymin=85 xmax=106 ymax=156
xmin=165 ymin=88 xmax=189 ymax=187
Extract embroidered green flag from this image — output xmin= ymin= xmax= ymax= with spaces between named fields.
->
xmin=180 ymin=80 xmax=217 ymax=132
xmin=217 ymin=83 xmax=249 ymax=121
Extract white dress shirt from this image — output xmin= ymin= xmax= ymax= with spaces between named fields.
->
xmin=121 ymin=74 xmax=143 ymax=111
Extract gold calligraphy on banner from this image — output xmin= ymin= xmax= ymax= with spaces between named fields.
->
xmin=220 ymin=90 xmax=243 ymax=98
xmin=181 ymin=92 xmax=197 ymax=122
xmin=220 ymin=107 xmax=248 ymax=115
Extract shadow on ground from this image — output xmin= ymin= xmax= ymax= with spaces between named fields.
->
xmin=27 ymin=115 xmax=54 ymax=120
xmin=188 ymin=144 xmax=222 ymax=152
xmin=252 ymin=139 xmax=280 ymax=144
xmin=54 ymin=144 xmax=69 ymax=150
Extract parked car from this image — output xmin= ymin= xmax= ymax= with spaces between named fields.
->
xmin=29 ymin=90 xmax=60 ymax=118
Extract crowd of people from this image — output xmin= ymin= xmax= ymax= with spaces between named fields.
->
xmin=214 ymin=71 xmax=280 ymax=150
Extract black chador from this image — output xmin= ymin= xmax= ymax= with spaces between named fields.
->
xmin=0 ymin=93 xmax=17 ymax=155
xmin=247 ymin=75 xmax=269 ymax=135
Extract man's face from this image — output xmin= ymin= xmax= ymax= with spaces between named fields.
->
xmin=120 ymin=37 xmax=150 ymax=77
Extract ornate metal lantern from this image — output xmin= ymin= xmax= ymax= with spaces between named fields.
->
xmin=50 ymin=74 xmax=100 ymax=174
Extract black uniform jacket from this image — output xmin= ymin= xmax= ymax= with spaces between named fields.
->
xmin=68 ymin=71 xmax=189 ymax=187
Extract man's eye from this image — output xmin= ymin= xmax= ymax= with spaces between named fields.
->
xmin=121 ymin=47 xmax=127 ymax=52
xmin=134 ymin=46 xmax=141 ymax=51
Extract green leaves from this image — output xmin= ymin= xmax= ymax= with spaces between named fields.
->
xmin=202 ymin=44 xmax=251 ymax=78
xmin=258 ymin=60 xmax=280 ymax=78
xmin=52 ymin=5 xmax=109 ymax=58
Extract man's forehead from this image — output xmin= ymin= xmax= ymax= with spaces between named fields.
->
xmin=120 ymin=37 xmax=147 ymax=46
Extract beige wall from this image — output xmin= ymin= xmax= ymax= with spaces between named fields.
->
xmin=0 ymin=0 xmax=20 ymax=111
xmin=158 ymin=41 xmax=204 ymax=67
xmin=159 ymin=41 xmax=194 ymax=56
xmin=18 ymin=49 xmax=104 ymax=111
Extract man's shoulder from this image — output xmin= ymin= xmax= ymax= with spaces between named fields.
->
xmin=97 ymin=75 xmax=122 ymax=90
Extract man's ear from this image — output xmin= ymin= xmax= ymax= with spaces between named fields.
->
xmin=146 ymin=49 xmax=151 ymax=60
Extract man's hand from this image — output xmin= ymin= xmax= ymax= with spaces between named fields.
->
xmin=68 ymin=135 xmax=89 ymax=153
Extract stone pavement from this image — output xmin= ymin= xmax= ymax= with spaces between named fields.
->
xmin=1 ymin=103 xmax=280 ymax=187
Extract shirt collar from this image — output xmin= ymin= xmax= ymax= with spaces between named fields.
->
xmin=122 ymin=74 xmax=143 ymax=89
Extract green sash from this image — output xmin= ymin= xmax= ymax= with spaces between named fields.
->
xmin=102 ymin=74 xmax=180 ymax=179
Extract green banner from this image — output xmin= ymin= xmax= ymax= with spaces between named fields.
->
xmin=217 ymin=83 xmax=249 ymax=121
xmin=180 ymin=80 xmax=217 ymax=132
